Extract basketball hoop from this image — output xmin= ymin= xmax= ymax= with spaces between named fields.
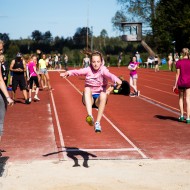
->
xmin=120 ymin=22 xmax=142 ymax=42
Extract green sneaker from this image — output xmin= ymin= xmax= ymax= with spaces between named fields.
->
xmin=186 ymin=119 xmax=190 ymax=124
xmin=179 ymin=116 xmax=184 ymax=122
xmin=86 ymin=115 xmax=94 ymax=126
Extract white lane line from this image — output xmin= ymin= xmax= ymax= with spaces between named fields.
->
xmin=143 ymin=85 xmax=177 ymax=96
xmin=62 ymin=148 xmax=138 ymax=152
xmin=50 ymin=91 xmax=67 ymax=160
xmin=64 ymin=78 xmax=148 ymax=159
xmin=139 ymin=94 xmax=182 ymax=115
xmin=102 ymin=114 xmax=148 ymax=159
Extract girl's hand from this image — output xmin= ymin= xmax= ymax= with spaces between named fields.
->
xmin=173 ymin=86 xmax=177 ymax=92
xmin=7 ymin=97 xmax=14 ymax=106
xmin=60 ymin=71 xmax=68 ymax=78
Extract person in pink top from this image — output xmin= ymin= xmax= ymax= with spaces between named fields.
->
xmin=128 ymin=56 xmax=140 ymax=97
xmin=173 ymin=48 xmax=190 ymax=123
xmin=60 ymin=51 xmax=122 ymax=133
xmin=27 ymin=55 xmax=40 ymax=102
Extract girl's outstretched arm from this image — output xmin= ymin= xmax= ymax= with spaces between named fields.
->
xmin=60 ymin=70 xmax=68 ymax=78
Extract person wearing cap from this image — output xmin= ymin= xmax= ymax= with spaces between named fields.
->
xmin=0 ymin=40 xmax=14 ymax=157
xmin=9 ymin=52 xmax=30 ymax=104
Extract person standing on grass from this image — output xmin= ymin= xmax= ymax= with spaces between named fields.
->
xmin=82 ymin=54 xmax=90 ymax=68
xmin=128 ymin=56 xmax=140 ymax=97
xmin=63 ymin=54 xmax=68 ymax=71
xmin=168 ymin=53 xmax=173 ymax=71
xmin=173 ymin=48 xmax=190 ymax=123
xmin=117 ymin=52 xmax=122 ymax=67
xmin=154 ymin=55 xmax=159 ymax=72
xmin=0 ymin=40 xmax=14 ymax=157
xmin=60 ymin=51 xmax=122 ymax=133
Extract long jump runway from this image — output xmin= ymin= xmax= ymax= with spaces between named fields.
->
xmin=1 ymin=68 xmax=190 ymax=163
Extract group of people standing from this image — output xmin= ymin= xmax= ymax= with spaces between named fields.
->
xmin=1 ymin=51 xmax=54 ymax=105
xmin=47 ymin=53 xmax=69 ymax=71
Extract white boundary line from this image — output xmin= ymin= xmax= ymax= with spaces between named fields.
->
xmin=62 ymin=148 xmax=138 ymax=152
xmin=139 ymin=94 xmax=182 ymax=115
xmin=64 ymin=78 xmax=148 ymax=159
xmin=143 ymin=85 xmax=177 ymax=96
xmin=50 ymin=91 xmax=67 ymax=160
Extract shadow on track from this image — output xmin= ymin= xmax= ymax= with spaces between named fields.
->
xmin=43 ymin=147 xmax=97 ymax=168
xmin=0 ymin=155 xmax=9 ymax=177
xmin=154 ymin=115 xmax=179 ymax=122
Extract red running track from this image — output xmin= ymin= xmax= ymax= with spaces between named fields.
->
xmin=1 ymin=67 xmax=190 ymax=163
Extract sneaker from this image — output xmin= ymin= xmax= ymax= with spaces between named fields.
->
xmin=186 ymin=119 xmax=190 ymax=124
xmin=179 ymin=116 xmax=184 ymax=122
xmin=136 ymin=91 xmax=140 ymax=96
xmin=28 ymin=98 xmax=32 ymax=103
xmin=25 ymin=99 xmax=31 ymax=104
xmin=34 ymin=95 xmax=40 ymax=101
xmin=129 ymin=92 xmax=136 ymax=97
xmin=94 ymin=122 xmax=101 ymax=133
xmin=86 ymin=115 xmax=94 ymax=126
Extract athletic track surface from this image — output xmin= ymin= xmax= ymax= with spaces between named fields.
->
xmin=1 ymin=67 xmax=190 ymax=164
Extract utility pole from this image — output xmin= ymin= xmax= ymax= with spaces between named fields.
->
xmin=91 ymin=26 xmax=93 ymax=51
xmin=86 ymin=0 xmax=89 ymax=50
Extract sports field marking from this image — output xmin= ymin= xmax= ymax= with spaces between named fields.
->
xmin=139 ymin=94 xmax=182 ymax=115
xmin=139 ymin=70 xmax=175 ymax=80
xmin=143 ymin=85 xmax=177 ymax=96
xmin=62 ymin=148 xmax=139 ymax=152
xmin=140 ymin=78 xmax=173 ymax=87
xmin=50 ymin=91 xmax=67 ymax=160
xmin=64 ymin=77 xmax=148 ymax=159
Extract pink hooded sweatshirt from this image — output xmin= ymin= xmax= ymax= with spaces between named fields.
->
xmin=68 ymin=65 xmax=121 ymax=94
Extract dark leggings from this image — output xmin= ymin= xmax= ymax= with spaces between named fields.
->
xmin=29 ymin=76 xmax=39 ymax=89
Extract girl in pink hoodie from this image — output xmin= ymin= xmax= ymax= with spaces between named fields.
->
xmin=60 ymin=51 xmax=122 ymax=133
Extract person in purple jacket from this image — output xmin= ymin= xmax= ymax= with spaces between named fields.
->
xmin=60 ymin=51 xmax=122 ymax=133
xmin=173 ymin=48 xmax=190 ymax=123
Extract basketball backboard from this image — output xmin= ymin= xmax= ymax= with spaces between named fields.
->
xmin=120 ymin=22 xmax=142 ymax=42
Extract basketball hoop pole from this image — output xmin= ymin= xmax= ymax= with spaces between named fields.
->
xmin=120 ymin=22 xmax=161 ymax=64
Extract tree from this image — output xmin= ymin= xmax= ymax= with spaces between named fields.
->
xmin=43 ymin=31 xmax=53 ymax=44
xmin=6 ymin=42 xmax=20 ymax=60
xmin=111 ymin=11 xmax=127 ymax=32
xmin=116 ymin=0 xmax=158 ymax=34
xmin=154 ymin=0 xmax=190 ymax=53
xmin=31 ymin=30 xmax=43 ymax=42
xmin=100 ymin=29 xmax=108 ymax=47
xmin=73 ymin=27 xmax=91 ymax=49
xmin=0 ymin=33 xmax=10 ymax=44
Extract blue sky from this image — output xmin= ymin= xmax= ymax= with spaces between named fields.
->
xmin=0 ymin=0 xmax=121 ymax=39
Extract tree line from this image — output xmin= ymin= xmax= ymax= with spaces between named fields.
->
xmin=1 ymin=0 xmax=189 ymax=66
xmin=0 ymin=28 xmax=145 ymax=66
xmin=115 ymin=0 xmax=190 ymax=54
